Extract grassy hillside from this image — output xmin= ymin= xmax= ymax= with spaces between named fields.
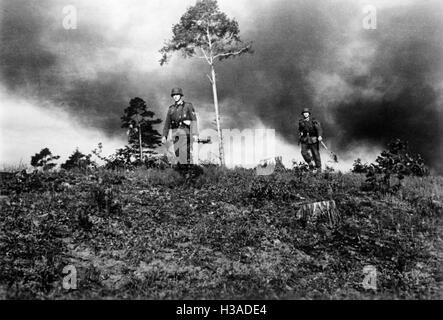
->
xmin=0 ymin=166 xmax=442 ymax=299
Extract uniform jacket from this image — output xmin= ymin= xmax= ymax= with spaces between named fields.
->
xmin=298 ymin=117 xmax=323 ymax=144
xmin=163 ymin=101 xmax=198 ymax=137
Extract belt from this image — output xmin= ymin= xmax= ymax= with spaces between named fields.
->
xmin=171 ymin=121 xmax=190 ymax=129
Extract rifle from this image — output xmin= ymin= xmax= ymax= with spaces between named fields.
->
xmin=196 ymin=136 xmax=211 ymax=144
xmin=320 ymin=141 xmax=339 ymax=163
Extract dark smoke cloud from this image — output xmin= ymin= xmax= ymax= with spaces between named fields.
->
xmin=0 ymin=0 xmax=57 ymax=92
xmin=332 ymin=3 xmax=443 ymax=172
xmin=1 ymin=0 xmax=442 ymax=172
xmin=215 ymin=0 xmax=443 ymax=172
xmin=0 ymin=0 xmax=169 ymax=137
xmin=213 ymin=0 xmax=356 ymax=135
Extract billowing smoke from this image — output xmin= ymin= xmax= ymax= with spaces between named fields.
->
xmin=0 ymin=0 xmax=167 ymax=137
xmin=213 ymin=0 xmax=443 ymax=172
xmin=1 ymin=0 xmax=442 ymax=172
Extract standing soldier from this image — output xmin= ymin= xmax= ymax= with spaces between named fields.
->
xmin=298 ymin=108 xmax=323 ymax=172
xmin=162 ymin=88 xmax=198 ymax=166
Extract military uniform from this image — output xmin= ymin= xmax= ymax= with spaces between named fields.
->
xmin=163 ymin=98 xmax=198 ymax=165
xmin=298 ymin=109 xmax=323 ymax=170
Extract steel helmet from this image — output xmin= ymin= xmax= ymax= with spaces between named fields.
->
xmin=301 ymin=108 xmax=311 ymax=115
xmin=171 ymin=87 xmax=184 ymax=97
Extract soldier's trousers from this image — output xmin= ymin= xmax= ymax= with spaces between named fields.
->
xmin=172 ymin=131 xmax=192 ymax=165
xmin=301 ymin=142 xmax=321 ymax=169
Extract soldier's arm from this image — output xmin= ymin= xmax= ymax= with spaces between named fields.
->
xmin=163 ymin=108 xmax=171 ymax=137
xmin=314 ymin=120 xmax=323 ymax=137
xmin=298 ymin=120 xmax=304 ymax=136
xmin=189 ymin=103 xmax=197 ymax=121
xmin=187 ymin=103 xmax=199 ymax=136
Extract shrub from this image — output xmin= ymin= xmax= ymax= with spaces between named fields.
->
xmin=352 ymin=158 xmax=371 ymax=174
xmin=61 ymin=148 xmax=96 ymax=171
xmin=92 ymin=144 xmax=138 ymax=171
xmin=92 ymin=143 xmax=170 ymax=171
xmin=374 ymin=139 xmax=429 ymax=178
xmin=144 ymin=153 xmax=170 ymax=169
xmin=30 ymin=148 xmax=60 ymax=171
xmin=359 ymin=139 xmax=430 ymax=193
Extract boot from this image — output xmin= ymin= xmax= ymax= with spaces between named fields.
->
xmin=308 ymin=162 xmax=316 ymax=171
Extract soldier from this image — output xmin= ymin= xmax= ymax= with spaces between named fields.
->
xmin=162 ymin=88 xmax=198 ymax=165
xmin=298 ymin=108 xmax=323 ymax=172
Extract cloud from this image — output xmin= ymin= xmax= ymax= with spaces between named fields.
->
xmin=0 ymin=89 xmax=125 ymax=167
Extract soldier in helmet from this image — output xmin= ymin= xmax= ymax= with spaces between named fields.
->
xmin=162 ymin=88 xmax=198 ymax=165
xmin=298 ymin=108 xmax=323 ymax=172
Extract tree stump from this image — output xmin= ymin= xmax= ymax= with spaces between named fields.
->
xmin=296 ymin=200 xmax=340 ymax=226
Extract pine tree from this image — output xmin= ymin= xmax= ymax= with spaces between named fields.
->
xmin=30 ymin=148 xmax=60 ymax=171
xmin=121 ymin=97 xmax=162 ymax=161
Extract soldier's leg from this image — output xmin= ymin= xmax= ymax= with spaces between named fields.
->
xmin=311 ymin=143 xmax=322 ymax=170
xmin=186 ymin=133 xmax=191 ymax=165
xmin=173 ymin=132 xmax=188 ymax=166
xmin=171 ymin=134 xmax=181 ymax=168
xmin=173 ymin=135 xmax=180 ymax=158
xmin=178 ymin=134 xmax=189 ymax=165
xmin=301 ymin=143 xmax=313 ymax=164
